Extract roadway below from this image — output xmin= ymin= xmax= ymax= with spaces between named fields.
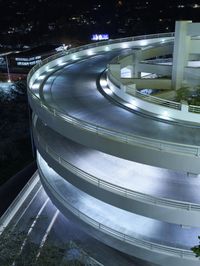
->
xmin=2 ymin=171 xmax=151 ymax=266
xmin=0 ymin=161 xmax=36 ymax=216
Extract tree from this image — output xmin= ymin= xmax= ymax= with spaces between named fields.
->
xmin=0 ymin=227 xmax=26 ymax=266
xmin=191 ymin=236 xmax=200 ymax=257
xmin=176 ymin=87 xmax=190 ymax=102
xmin=0 ymin=226 xmax=85 ymax=266
xmin=176 ymin=85 xmax=200 ymax=106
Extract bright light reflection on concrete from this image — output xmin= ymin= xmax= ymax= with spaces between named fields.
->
xmin=123 ymin=102 xmax=136 ymax=109
xmin=32 ymin=83 xmax=40 ymax=89
xmin=59 ymin=62 xmax=66 ymax=66
xmin=38 ymin=75 xmax=46 ymax=80
xmin=100 ymin=79 xmax=108 ymax=87
xmin=159 ymin=111 xmax=174 ymax=121
xmin=103 ymin=87 xmax=113 ymax=95
xmin=140 ymin=40 xmax=148 ymax=46
xmin=141 ymin=72 xmax=152 ymax=77
xmin=38 ymin=153 xmax=199 ymax=249
xmin=121 ymin=43 xmax=128 ymax=49
xmin=46 ymin=68 xmax=54 ymax=72
xmin=162 ymin=111 xmax=169 ymax=118
xmin=87 ymin=50 xmax=94 ymax=56
xmin=36 ymin=120 xmax=200 ymax=204
xmin=72 ymin=55 xmax=79 ymax=60
xmin=188 ymin=61 xmax=200 ymax=67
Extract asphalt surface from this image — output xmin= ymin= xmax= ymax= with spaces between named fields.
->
xmin=39 ymin=156 xmax=200 ymax=250
xmin=36 ymin=118 xmax=200 ymax=204
xmin=39 ymin=51 xmax=200 ymax=146
xmin=0 ymin=161 xmax=37 ymax=216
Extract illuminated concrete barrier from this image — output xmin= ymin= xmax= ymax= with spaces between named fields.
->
xmin=28 ymin=33 xmax=174 ymax=89
xmin=107 ymin=57 xmax=200 ymax=124
xmin=33 ymin=118 xmax=200 ymax=227
xmin=37 ymin=155 xmax=200 ymax=266
xmin=28 ymin=31 xmax=200 ymax=266
xmin=27 ymin=35 xmax=200 ymax=173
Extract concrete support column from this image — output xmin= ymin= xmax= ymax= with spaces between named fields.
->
xmin=133 ymin=51 xmax=142 ymax=78
xmin=172 ymin=21 xmax=192 ymax=90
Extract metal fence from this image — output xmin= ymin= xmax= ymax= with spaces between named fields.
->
xmin=27 ymin=32 xmax=175 ymax=85
xmin=36 ymin=132 xmax=200 ymax=212
xmin=38 ymin=164 xmax=196 ymax=259
xmin=107 ymin=70 xmax=181 ymax=110
xmin=27 ymin=32 xmax=200 ymax=158
xmin=0 ymin=172 xmax=40 ymax=234
xmin=29 ymin=88 xmax=200 ymax=158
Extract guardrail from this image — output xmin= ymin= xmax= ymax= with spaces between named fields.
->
xmin=35 ymin=133 xmax=200 ymax=212
xmin=140 ymin=58 xmax=173 ymax=64
xmin=189 ymin=105 xmax=200 ymax=114
xmin=134 ymin=89 xmax=181 ymax=109
xmin=107 ymin=70 xmax=181 ymax=110
xmin=107 ymin=53 xmax=200 ymax=115
xmin=0 ymin=172 xmax=40 ymax=234
xmin=27 ymin=32 xmax=174 ymax=86
xmin=29 ymin=90 xmax=200 ymax=157
xmin=38 ymin=164 xmax=196 ymax=259
xmin=27 ymin=32 xmax=200 ymax=158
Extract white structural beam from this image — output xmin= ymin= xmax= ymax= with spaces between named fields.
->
xmin=172 ymin=21 xmax=192 ymax=90
xmin=187 ymin=23 xmax=200 ymax=36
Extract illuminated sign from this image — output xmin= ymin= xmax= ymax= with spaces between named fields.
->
xmin=15 ymin=56 xmax=42 ymax=66
xmin=15 ymin=56 xmax=41 ymax=62
xmin=91 ymin=34 xmax=109 ymax=41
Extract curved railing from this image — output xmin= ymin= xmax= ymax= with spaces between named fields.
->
xmin=38 ymin=163 xmax=196 ymax=259
xmin=107 ymin=53 xmax=200 ymax=115
xmin=140 ymin=58 xmax=173 ymax=64
xmin=189 ymin=105 xmax=200 ymax=114
xmin=27 ymin=32 xmax=174 ymax=86
xmin=27 ymin=32 xmax=200 ymax=158
xmin=29 ymin=88 xmax=200 ymax=157
xmin=107 ymin=70 xmax=181 ymax=110
xmin=0 ymin=172 xmax=40 ymax=234
xmin=35 ymin=131 xmax=200 ymax=212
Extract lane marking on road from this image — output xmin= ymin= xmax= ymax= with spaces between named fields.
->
xmin=12 ymin=198 xmax=49 ymax=266
xmin=36 ymin=209 xmax=59 ymax=260
xmin=0 ymin=173 xmax=41 ymax=234
xmin=12 ymin=184 xmax=42 ymax=229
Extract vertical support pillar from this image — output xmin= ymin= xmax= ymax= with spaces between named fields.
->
xmin=133 ymin=51 xmax=142 ymax=78
xmin=172 ymin=21 xmax=192 ymax=90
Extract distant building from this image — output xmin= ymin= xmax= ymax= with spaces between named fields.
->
xmin=9 ymin=44 xmax=62 ymax=69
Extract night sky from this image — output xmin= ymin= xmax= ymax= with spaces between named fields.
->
xmin=0 ymin=0 xmax=200 ymax=46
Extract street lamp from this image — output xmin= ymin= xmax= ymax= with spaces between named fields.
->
xmin=5 ymin=55 xmax=11 ymax=82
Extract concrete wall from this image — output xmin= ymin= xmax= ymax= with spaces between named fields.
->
xmin=34 ymin=119 xmax=200 ymax=227
xmin=38 ymin=163 xmax=199 ymax=266
xmin=29 ymin=93 xmax=200 ymax=174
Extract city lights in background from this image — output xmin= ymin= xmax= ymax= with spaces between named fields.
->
xmin=91 ymin=34 xmax=109 ymax=41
